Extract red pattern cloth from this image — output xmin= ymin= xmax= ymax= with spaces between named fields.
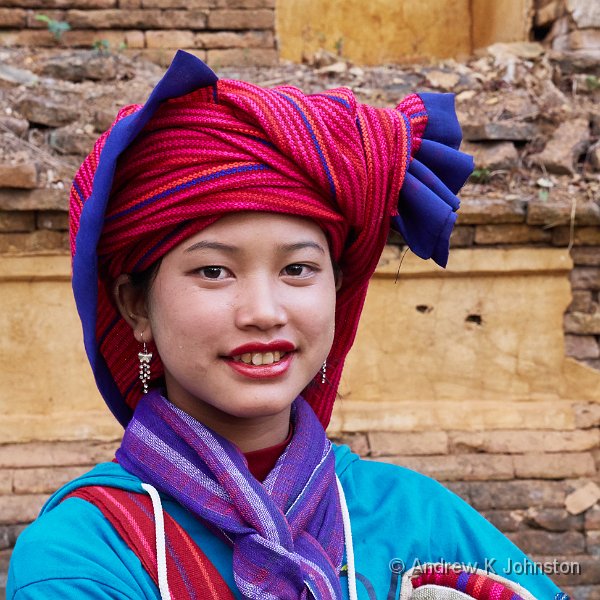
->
xmin=64 ymin=485 xmax=236 ymax=599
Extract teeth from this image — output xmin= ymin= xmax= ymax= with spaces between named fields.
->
xmin=234 ymin=351 xmax=286 ymax=365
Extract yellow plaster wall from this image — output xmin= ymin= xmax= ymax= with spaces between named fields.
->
xmin=276 ymin=0 xmax=533 ymax=65
xmin=1 ymin=248 xmax=598 ymax=443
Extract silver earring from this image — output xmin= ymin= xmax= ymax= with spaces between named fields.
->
xmin=138 ymin=334 xmax=153 ymax=394
xmin=321 ymin=360 xmax=327 ymax=384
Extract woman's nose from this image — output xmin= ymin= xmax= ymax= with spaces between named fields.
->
xmin=234 ymin=277 xmax=287 ymax=331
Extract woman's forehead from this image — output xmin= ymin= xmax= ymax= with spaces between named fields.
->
xmin=177 ymin=212 xmax=330 ymax=251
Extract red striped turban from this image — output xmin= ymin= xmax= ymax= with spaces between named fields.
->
xmin=70 ymin=51 xmax=473 ymax=428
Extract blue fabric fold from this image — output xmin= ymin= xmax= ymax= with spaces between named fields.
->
xmin=392 ymin=93 xmax=474 ymax=268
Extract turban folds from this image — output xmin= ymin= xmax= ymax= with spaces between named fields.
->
xmin=70 ymin=51 xmax=473 ymax=428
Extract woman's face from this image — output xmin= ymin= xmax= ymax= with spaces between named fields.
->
xmin=139 ymin=212 xmax=337 ymax=444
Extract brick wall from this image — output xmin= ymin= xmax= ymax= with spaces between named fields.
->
xmin=0 ymin=0 xmax=277 ymax=67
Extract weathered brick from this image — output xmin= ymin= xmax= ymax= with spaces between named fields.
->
xmin=36 ymin=211 xmax=69 ymax=230
xmin=566 ymin=482 xmax=600 ymax=515
xmin=12 ymin=466 xmax=90 ymax=494
xmin=449 ymin=430 xmax=600 ymax=454
xmin=585 ymin=505 xmax=600 ymax=530
xmin=329 ymin=433 xmax=369 ymax=456
xmin=0 ymin=230 xmax=68 ymax=254
xmin=49 ymin=126 xmax=96 ymax=156
xmin=65 ymin=8 xmax=208 ymax=29
xmin=207 ymin=8 xmax=273 ymax=30
xmin=528 ymin=198 xmax=600 ymax=227
xmin=0 ymin=524 xmax=26 ymax=550
xmin=67 ymin=8 xmax=160 ymax=28
xmin=206 ymin=48 xmax=277 ymax=67
xmin=141 ymin=0 xmax=211 ymax=6
xmin=0 ymin=29 xmax=56 ymax=47
xmin=508 ymin=530 xmax=585 ymax=555
xmin=553 ymin=226 xmax=600 ymax=246
xmin=0 ymin=189 xmax=67 ymax=211
xmin=587 ymin=530 xmax=600 ymax=556
xmin=0 ymin=117 xmax=28 ymax=138
xmin=379 ymin=454 xmax=514 ymax=481
xmin=146 ymin=29 xmax=195 ymax=48
xmin=564 ymin=312 xmax=600 ymax=335
xmin=368 ymin=431 xmax=448 ymax=457
xmin=119 ymin=0 xmax=141 ymax=7
xmin=571 ymin=248 xmax=600 ymax=267
xmin=26 ymin=8 xmax=65 ymax=27
xmin=462 ymin=121 xmax=539 ymax=142
xmin=457 ymin=197 xmax=526 ymax=225
xmin=565 ymin=335 xmax=600 ymax=360
xmin=214 ymin=0 xmax=275 ymax=6
xmin=61 ymin=28 xmax=126 ymax=47
xmin=0 ymin=7 xmax=26 ymax=26
xmin=572 ymin=267 xmax=600 ymax=290
xmin=480 ymin=509 xmax=525 ymax=532
xmin=568 ymin=290 xmax=593 ymax=313
xmin=474 ymin=224 xmax=551 ymax=245
xmin=0 ymin=441 xmax=119 ymax=468
xmin=513 ymin=452 xmax=596 ymax=479
xmin=449 ymin=225 xmax=475 ymax=247
xmin=0 ymin=163 xmax=37 ymax=189
xmin=462 ymin=141 xmax=519 ymax=171
xmin=16 ymin=96 xmax=76 ymax=128
xmin=459 ymin=480 xmax=568 ymax=510
xmin=195 ymin=29 xmax=273 ymax=49
xmin=0 ymin=471 xmax=12 ymax=495
xmin=523 ymin=507 xmax=584 ymax=532
xmin=124 ymin=29 xmax=144 ymax=48
xmin=0 ymin=211 xmax=35 ymax=233
xmin=1 ymin=0 xmax=117 ymax=7
xmin=0 ymin=494 xmax=46 ymax=525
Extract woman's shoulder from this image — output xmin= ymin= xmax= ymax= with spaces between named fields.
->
xmin=8 ymin=463 xmax=157 ymax=599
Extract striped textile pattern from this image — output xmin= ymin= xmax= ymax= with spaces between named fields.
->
xmin=412 ymin=567 xmax=526 ymax=600
xmin=116 ymin=391 xmax=345 ymax=600
xmin=70 ymin=70 xmax=428 ymax=429
xmin=64 ymin=485 xmax=236 ymax=600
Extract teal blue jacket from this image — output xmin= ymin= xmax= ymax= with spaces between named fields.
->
xmin=8 ymin=444 xmax=561 ymax=599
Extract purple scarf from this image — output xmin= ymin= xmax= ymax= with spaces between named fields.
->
xmin=116 ymin=390 xmax=344 ymax=599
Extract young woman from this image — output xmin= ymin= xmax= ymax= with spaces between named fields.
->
xmin=8 ymin=51 xmax=565 ymax=600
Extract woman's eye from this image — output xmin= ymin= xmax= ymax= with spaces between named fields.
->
xmin=198 ymin=266 xmax=229 ymax=279
xmin=282 ymin=264 xmax=313 ymax=277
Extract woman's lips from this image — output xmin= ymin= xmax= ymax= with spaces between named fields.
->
xmin=224 ymin=351 xmax=294 ymax=379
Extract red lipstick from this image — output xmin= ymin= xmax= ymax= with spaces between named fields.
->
xmin=227 ymin=340 xmax=295 ymax=356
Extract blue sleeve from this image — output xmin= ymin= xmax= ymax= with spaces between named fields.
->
xmin=7 ymin=498 xmax=159 ymax=600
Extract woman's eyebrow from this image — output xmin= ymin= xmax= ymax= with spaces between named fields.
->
xmin=279 ymin=242 xmax=325 ymax=254
xmin=184 ymin=240 xmax=239 ymax=254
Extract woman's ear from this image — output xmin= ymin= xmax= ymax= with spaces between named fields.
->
xmin=113 ymin=274 xmax=153 ymax=343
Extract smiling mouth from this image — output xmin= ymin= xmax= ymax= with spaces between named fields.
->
xmin=231 ymin=351 xmax=288 ymax=366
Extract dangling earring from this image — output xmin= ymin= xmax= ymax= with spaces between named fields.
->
xmin=321 ymin=360 xmax=327 ymax=384
xmin=138 ymin=333 xmax=153 ymax=394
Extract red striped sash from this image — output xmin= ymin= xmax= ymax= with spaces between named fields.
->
xmin=64 ymin=486 xmax=236 ymax=600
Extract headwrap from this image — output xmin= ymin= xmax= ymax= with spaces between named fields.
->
xmin=70 ymin=50 xmax=473 ymax=429
xmin=116 ymin=391 xmax=344 ymax=599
